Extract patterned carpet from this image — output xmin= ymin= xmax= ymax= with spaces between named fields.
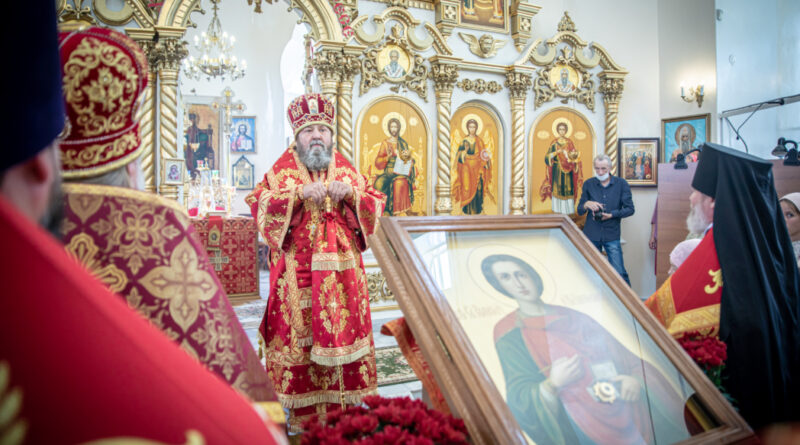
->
xmin=233 ymin=299 xmax=417 ymax=387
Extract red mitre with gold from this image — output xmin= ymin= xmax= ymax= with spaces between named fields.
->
xmin=58 ymin=26 xmax=148 ymax=179
xmin=645 ymin=229 xmax=723 ymax=337
xmin=0 ymin=195 xmax=285 ymax=444
xmin=61 ymin=183 xmax=281 ymax=416
xmin=287 ymin=93 xmax=335 ymax=136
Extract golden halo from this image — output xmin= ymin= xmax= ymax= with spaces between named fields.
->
xmin=233 ymin=119 xmax=252 ymax=136
xmin=461 ymin=113 xmax=483 ymax=136
xmin=674 ymin=123 xmax=696 ymax=145
xmin=552 ymin=118 xmax=573 ymax=138
xmin=381 ymin=112 xmax=407 ymax=138
xmin=466 ymin=244 xmax=558 ymax=308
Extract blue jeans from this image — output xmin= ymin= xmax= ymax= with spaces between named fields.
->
xmin=592 ymin=239 xmax=630 ymax=285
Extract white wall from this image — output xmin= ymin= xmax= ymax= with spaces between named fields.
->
xmin=715 ymin=0 xmax=800 ymax=157
xmin=181 ymin=3 xmax=301 ymax=215
xmin=648 ymin=0 xmax=718 ymax=296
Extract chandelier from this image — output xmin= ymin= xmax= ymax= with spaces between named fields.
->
xmin=183 ymin=0 xmax=246 ymax=81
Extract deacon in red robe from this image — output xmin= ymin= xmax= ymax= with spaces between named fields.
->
xmin=246 ymin=93 xmax=386 ymax=431
xmin=55 ymin=25 xmax=279 ymax=411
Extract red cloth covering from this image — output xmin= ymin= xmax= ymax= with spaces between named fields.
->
xmin=380 ymin=318 xmax=450 ymax=415
xmin=61 ymin=183 xmax=276 ymax=405
xmin=246 ymin=145 xmax=385 ymax=431
xmin=191 ymin=216 xmax=260 ymax=300
xmin=0 ymin=195 xmax=284 ymax=444
xmin=646 ymin=229 xmax=722 ymax=337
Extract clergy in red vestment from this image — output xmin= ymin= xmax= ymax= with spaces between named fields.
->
xmin=56 ymin=25 xmax=280 ymax=411
xmin=0 ymin=3 xmax=284 ymax=443
xmin=645 ymin=228 xmax=722 ymax=338
xmin=246 ymin=93 xmax=386 ymax=431
xmin=646 ymin=143 xmax=800 ymax=429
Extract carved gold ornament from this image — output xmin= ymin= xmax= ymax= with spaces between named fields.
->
xmin=458 ymin=33 xmax=507 ymax=59
xmin=360 ymin=25 xmax=429 ymax=100
xmin=366 ymin=271 xmax=395 ymax=303
xmin=532 ymin=48 xmax=595 ymax=110
xmin=516 ymin=11 xmax=627 ymax=174
xmin=457 ymin=78 xmax=503 ymax=94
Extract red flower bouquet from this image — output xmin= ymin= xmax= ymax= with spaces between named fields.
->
xmin=300 ymin=396 xmax=470 ymax=445
xmin=677 ymin=331 xmax=734 ymax=404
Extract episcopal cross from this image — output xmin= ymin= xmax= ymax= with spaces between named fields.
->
xmin=212 ymin=87 xmax=246 ymax=172
xmin=208 ymin=248 xmax=230 ymax=271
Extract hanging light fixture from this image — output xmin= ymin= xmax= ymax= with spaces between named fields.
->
xmin=183 ymin=0 xmax=246 ymax=81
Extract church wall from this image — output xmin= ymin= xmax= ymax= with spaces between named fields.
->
xmin=715 ymin=0 xmax=800 ymax=157
xmin=530 ymin=0 xmax=661 ymax=298
xmin=181 ymin=2 xmax=299 ymax=216
xmin=645 ymin=0 xmax=718 ymax=297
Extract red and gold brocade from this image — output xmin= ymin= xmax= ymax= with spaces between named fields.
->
xmin=246 ymin=146 xmax=385 ymax=430
xmin=0 ymin=196 xmax=284 ymax=445
xmin=645 ymin=229 xmax=723 ymax=338
xmin=61 ymin=183 xmax=278 ymax=407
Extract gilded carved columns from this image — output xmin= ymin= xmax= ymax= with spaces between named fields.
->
xmin=312 ymin=43 xmax=344 ymax=101
xmin=132 ymin=34 xmax=158 ymax=194
xmin=129 ymin=28 xmax=187 ymax=200
xmin=139 ymin=72 xmax=158 ymax=193
xmin=158 ymin=68 xmax=180 ymax=200
xmin=336 ymin=46 xmax=363 ymax=165
xmin=430 ymin=56 xmax=460 ymax=215
xmin=598 ymin=72 xmax=625 ymax=176
xmin=156 ymin=35 xmax=188 ymax=200
xmin=505 ymin=69 xmax=532 ymax=215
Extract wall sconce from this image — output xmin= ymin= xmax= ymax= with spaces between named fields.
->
xmin=772 ymin=137 xmax=800 ymax=166
xmin=680 ymin=82 xmax=705 ymax=108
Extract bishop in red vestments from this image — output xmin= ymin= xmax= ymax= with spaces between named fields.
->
xmin=246 ymin=93 xmax=386 ymax=431
xmin=55 ymin=25 xmax=279 ymax=411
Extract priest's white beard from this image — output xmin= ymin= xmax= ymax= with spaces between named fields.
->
xmin=686 ymin=203 xmax=711 ymax=235
xmin=298 ymin=139 xmax=332 ymax=171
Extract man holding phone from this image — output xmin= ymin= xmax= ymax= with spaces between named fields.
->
xmin=577 ymin=154 xmax=635 ymax=285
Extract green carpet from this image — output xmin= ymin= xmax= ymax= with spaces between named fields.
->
xmin=376 ymin=346 xmax=417 ymax=387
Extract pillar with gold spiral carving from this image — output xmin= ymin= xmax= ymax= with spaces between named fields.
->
xmin=158 ymin=68 xmax=180 ymax=200
xmin=336 ymin=46 xmax=363 ymax=165
xmin=505 ymin=69 xmax=532 ymax=215
xmin=430 ymin=56 xmax=460 ymax=215
xmin=598 ymin=72 xmax=626 ymax=176
xmin=138 ymin=72 xmax=157 ymax=193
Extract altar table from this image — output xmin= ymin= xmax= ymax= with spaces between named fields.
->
xmin=190 ymin=215 xmax=260 ymax=304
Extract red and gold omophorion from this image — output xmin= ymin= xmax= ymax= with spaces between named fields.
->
xmin=61 ymin=184 xmax=279 ymax=411
xmin=247 ymin=144 xmax=385 ymax=430
xmin=645 ymin=229 xmax=723 ymax=337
